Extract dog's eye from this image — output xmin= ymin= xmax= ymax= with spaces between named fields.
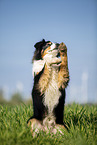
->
xmin=48 ymin=43 xmax=52 ymax=46
xmin=42 ymin=42 xmax=52 ymax=52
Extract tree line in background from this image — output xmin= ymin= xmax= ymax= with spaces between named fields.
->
xmin=0 ymin=89 xmax=32 ymax=105
xmin=1 ymin=89 xmax=96 ymax=105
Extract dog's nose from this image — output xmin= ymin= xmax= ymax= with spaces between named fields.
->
xmin=55 ymin=43 xmax=60 ymax=47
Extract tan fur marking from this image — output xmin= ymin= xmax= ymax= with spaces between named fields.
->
xmin=36 ymin=72 xmax=39 ymax=75
xmin=38 ymin=63 xmax=51 ymax=94
xmin=41 ymin=46 xmax=51 ymax=58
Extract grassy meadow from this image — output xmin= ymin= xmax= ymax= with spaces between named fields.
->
xmin=0 ymin=103 xmax=97 ymax=145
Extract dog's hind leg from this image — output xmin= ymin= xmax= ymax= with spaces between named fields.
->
xmin=28 ymin=118 xmax=43 ymax=137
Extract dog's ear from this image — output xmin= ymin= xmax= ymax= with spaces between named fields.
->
xmin=34 ymin=39 xmax=45 ymax=50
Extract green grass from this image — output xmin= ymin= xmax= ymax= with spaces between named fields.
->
xmin=0 ymin=103 xmax=97 ymax=145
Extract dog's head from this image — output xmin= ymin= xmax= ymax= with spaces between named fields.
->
xmin=33 ymin=39 xmax=59 ymax=61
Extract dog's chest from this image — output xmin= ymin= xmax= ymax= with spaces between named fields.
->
xmin=43 ymin=68 xmax=61 ymax=114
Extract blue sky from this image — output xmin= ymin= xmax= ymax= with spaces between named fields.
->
xmin=0 ymin=0 xmax=97 ymax=103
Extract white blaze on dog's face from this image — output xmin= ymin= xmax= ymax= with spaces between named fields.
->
xmin=41 ymin=42 xmax=59 ymax=59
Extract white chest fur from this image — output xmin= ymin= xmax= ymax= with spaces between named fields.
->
xmin=32 ymin=60 xmax=61 ymax=114
xmin=43 ymin=67 xmax=61 ymax=114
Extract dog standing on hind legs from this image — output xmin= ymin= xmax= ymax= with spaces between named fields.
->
xmin=28 ymin=39 xmax=70 ymax=136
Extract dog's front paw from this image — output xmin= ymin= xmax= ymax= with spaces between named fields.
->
xmin=59 ymin=42 xmax=67 ymax=55
xmin=50 ymin=57 xmax=62 ymax=65
xmin=44 ymin=57 xmax=61 ymax=65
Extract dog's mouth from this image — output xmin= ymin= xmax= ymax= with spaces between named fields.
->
xmin=48 ymin=47 xmax=58 ymax=52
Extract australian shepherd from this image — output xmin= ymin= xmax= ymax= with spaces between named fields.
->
xmin=28 ymin=39 xmax=69 ymax=136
